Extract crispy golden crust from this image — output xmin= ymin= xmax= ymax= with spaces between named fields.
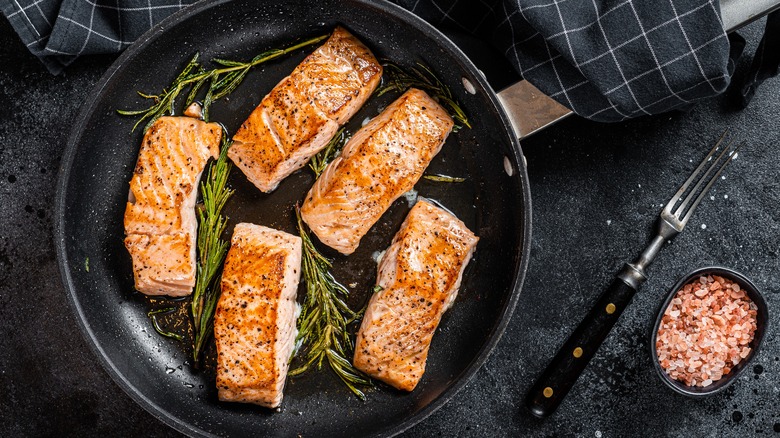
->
xmin=214 ymin=223 xmax=302 ymax=408
xmin=290 ymin=26 xmax=383 ymax=124
xmin=123 ymin=116 xmax=221 ymax=296
xmin=353 ymin=199 xmax=478 ymax=391
xmin=230 ymin=26 xmax=382 ymax=193
xmin=301 ymin=89 xmax=454 ymax=255
xmin=229 ymin=76 xmax=338 ymax=192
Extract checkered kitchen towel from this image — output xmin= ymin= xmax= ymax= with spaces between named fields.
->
xmin=2 ymin=0 xmax=196 ymax=74
xmin=0 ymin=0 xmax=758 ymax=122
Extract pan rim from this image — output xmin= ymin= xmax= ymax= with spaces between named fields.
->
xmin=53 ymin=0 xmax=532 ymax=436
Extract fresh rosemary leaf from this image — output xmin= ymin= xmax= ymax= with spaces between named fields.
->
xmin=423 ymin=174 xmax=466 ymax=183
xmin=211 ymin=58 xmax=245 ymax=67
xmin=309 ymin=128 xmax=349 ymax=178
xmin=191 ymin=135 xmax=234 ymax=362
xmin=175 ymin=52 xmax=201 ymax=83
xmin=118 ymin=34 xmax=328 ymax=132
xmin=148 ymin=308 xmax=185 ymax=341
xmin=213 ymin=69 xmax=242 ymax=91
xmin=116 ymin=108 xmax=150 ymax=116
xmin=212 ymin=69 xmax=250 ymax=101
xmin=290 ymin=205 xmax=372 ymax=399
xmin=184 ymin=71 xmax=208 ymax=107
xmin=375 ymin=62 xmax=471 ymax=131
xmin=201 ymin=73 xmax=218 ymax=123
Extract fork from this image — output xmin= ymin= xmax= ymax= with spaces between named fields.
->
xmin=526 ymin=132 xmax=743 ymax=418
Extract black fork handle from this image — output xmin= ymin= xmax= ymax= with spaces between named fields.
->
xmin=525 ymin=277 xmax=637 ymax=418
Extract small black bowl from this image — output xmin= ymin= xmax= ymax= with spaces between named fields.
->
xmin=650 ymin=266 xmax=768 ymax=396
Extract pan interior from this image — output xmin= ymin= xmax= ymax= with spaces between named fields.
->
xmin=57 ymin=0 xmax=529 ymax=436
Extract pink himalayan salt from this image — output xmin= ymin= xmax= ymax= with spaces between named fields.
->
xmin=656 ymin=275 xmax=758 ymax=387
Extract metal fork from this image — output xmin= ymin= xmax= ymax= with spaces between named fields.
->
xmin=526 ymin=132 xmax=743 ymax=418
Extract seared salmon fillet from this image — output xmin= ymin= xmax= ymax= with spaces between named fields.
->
xmin=229 ymin=26 xmax=382 ymax=192
xmin=353 ymin=199 xmax=478 ymax=391
xmin=301 ymin=88 xmax=454 ymax=255
xmin=124 ymin=116 xmax=221 ymax=296
xmin=214 ymin=223 xmax=302 ymax=408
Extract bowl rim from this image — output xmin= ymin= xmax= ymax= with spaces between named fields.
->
xmin=650 ymin=266 xmax=768 ymax=397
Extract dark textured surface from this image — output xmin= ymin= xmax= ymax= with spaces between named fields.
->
xmin=1 ymin=11 xmax=779 ymax=438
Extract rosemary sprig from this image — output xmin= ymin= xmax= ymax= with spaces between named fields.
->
xmin=148 ymin=307 xmax=184 ymax=341
xmin=191 ymin=136 xmax=234 ymax=362
xmin=290 ymin=205 xmax=371 ymax=399
xmin=118 ymin=34 xmax=329 ymax=132
xmin=309 ymin=128 xmax=350 ymax=178
xmin=376 ymin=62 xmax=471 ymax=131
xmin=423 ymin=174 xmax=465 ymax=183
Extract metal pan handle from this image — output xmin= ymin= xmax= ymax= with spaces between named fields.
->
xmin=496 ymin=81 xmax=572 ymax=140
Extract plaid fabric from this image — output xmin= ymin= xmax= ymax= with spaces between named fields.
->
xmin=1 ymin=0 xmax=196 ymax=74
xmin=396 ymin=0 xmax=731 ymax=121
xmin=2 ymin=0 xmax=732 ymax=122
xmin=733 ymin=11 xmax=780 ymax=108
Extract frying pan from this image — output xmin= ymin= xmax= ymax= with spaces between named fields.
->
xmin=55 ymin=0 xmax=532 ymax=436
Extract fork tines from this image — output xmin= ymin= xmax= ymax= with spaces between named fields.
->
xmin=665 ymin=131 xmax=744 ymax=225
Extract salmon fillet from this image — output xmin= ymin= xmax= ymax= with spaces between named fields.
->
xmin=229 ymin=26 xmax=382 ymax=193
xmin=214 ymin=223 xmax=302 ymax=408
xmin=301 ymin=88 xmax=454 ymax=255
xmin=353 ymin=199 xmax=478 ymax=391
xmin=124 ymin=116 xmax=221 ymax=296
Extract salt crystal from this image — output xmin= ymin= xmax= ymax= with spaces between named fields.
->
xmin=655 ymin=273 xmax=758 ymax=387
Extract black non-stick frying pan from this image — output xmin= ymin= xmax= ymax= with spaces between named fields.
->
xmin=55 ymin=0 xmax=531 ymax=436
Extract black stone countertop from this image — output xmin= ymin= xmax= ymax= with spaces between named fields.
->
xmin=1 ymin=12 xmax=779 ymax=438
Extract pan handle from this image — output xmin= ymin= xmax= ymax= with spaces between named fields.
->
xmin=525 ymin=276 xmax=636 ymax=418
xmin=496 ymin=80 xmax=572 ymax=140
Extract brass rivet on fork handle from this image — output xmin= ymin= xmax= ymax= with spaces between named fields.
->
xmin=526 ymin=132 xmax=743 ymax=419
